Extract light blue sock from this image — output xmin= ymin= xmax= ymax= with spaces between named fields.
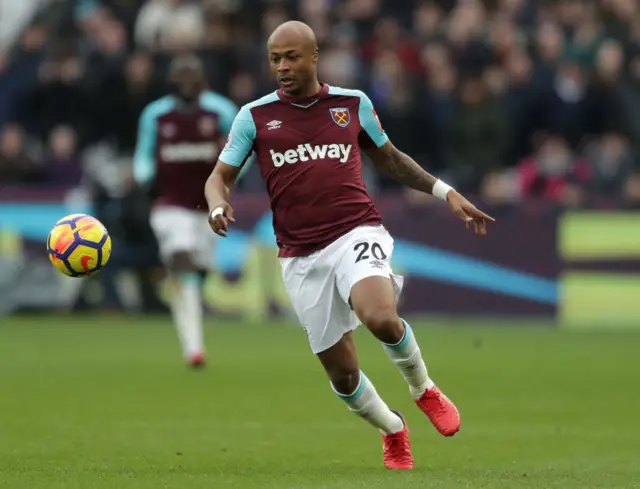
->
xmin=382 ymin=320 xmax=434 ymax=398
xmin=178 ymin=271 xmax=201 ymax=286
xmin=332 ymin=371 xmax=404 ymax=434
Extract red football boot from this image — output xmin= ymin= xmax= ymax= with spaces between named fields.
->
xmin=415 ymin=386 xmax=460 ymax=436
xmin=381 ymin=412 xmax=414 ymax=470
xmin=188 ymin=352 xmax=206 ymax=368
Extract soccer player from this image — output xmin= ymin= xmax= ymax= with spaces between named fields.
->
xmin=205 ymin=22 xmax=494 ymax=468
xmin=134 ymin=54 xmax=239 ymax=368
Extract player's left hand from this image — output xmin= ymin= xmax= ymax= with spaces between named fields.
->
xmin=446 ymin=191 xmax=495 ymax=236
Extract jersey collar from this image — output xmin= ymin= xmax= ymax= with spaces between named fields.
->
xmin=277 ymin=83 xmax=330 ymax=108
xmin=172 ymin=93 xmax=204 ymax=112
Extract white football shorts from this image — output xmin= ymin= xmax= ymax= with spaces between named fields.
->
xmin=150 ymin=206 xmax=216 ymax=270
xmin=280 ymin=225 xmax=404 ymax=354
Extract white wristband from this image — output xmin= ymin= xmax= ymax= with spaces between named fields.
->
xmin=432 ymin=179 xmax=454 ymax=201
xmin=210 ymin=207 xmax=224 ymax=218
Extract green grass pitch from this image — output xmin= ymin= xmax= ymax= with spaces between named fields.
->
xmin=1 ymin=315 xmax=639 ymax=489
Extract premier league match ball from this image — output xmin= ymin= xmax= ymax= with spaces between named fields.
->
xmin=47 ymin=214 xmax=112 ymax=277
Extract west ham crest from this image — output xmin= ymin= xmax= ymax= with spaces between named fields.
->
xmin=160 ymin=123 xmax=176 ymax=138
xmin=329 ymin=107 xmax=350 ymax=128
xmin=198 ymin=116 xmax=217 ymax=136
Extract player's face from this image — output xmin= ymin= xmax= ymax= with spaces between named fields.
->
xmin=269 ymin=45 xmax=316 ymax=96
xmin=173 ymin=68 xmax=204 ymax=102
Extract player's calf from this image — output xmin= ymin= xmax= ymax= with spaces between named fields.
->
xmin=351 ymin=277 xmax=433 ymax=398
xmin=318 ymin=333 xmax=404 ymax=436
xmin=331 ymin=370 xmax=405 ymax=436
xmin=350 ymin=277 xmax=432 ymax=396
xmin=167 ymin=251 xmax=205 ymax=365
xmin=387 ymin=320 xmax=460 ymax=436
xmin=382 ymin=320 xmax=434 ymax=398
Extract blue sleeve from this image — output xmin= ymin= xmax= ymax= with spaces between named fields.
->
xmin=217 ymin=100 xmax=238 ymax=136
xmin=218 ymin=105 xmax=256 ymax=167
xmin=358 ymin=91 xmax=389 ymax=148
xmin=201 ymin=92 xmax=238 ymax=135
xmin=133 ymin=106 xmax=157 ymax=184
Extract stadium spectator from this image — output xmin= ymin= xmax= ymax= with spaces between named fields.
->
xmin=134 ymin=0 xmax=205 ymax=52
xmin=0 ymin=0 xmax=51 ymax=52
xmin=19 ymin=42 xmax=87 ymax=142
xmin=515 ymin=135 xmax=591 ymax=208
xmin=443 ymin=74 xmax=508 ymax=192
xmin=583 ymin=132 xmax=640 ymax=208
xmin=0 ymin=123 xmax=40 ymax=183
xmin=501 ymin=49 xmax=537 ymax=162
xmin=0 ymin=23 xmax=47 ymax=129
xmin=42 ymin=125 xmax=83 ymax=189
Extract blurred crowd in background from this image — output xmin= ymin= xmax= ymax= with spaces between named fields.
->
xmin=2 ymin=0 xmax=640 ymax=211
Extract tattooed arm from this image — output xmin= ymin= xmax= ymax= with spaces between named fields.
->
xmin=363 ymin=140 xmax=438 ymax=194
xmin=356 ymin=89 xmax=494 ymax=234
xmin=362 ymin=139 xmax=495 ymax=235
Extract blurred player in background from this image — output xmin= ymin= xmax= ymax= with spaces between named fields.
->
xmin=206 ymin=22 xmax=494 ymax=468
xmin=134 ymin=55 xmax=239 ymax=368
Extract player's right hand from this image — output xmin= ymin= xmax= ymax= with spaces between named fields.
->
xmin=208 ymin=202 xmax=235 ymax=237
xmin=446 ymin=191 xmax=495 ymax=236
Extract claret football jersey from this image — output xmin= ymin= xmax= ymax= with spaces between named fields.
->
xmin=219 ymin=84 xmax=389 ymax=257
xmin=134 ymin=91 xmax=238 ymax=211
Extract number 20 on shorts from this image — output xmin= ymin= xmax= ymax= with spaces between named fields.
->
xmin=353 ymin=241 xmax=387 ymax=263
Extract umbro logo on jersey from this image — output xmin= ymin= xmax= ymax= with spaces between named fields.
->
xmin=267 ymin=120 xmax=282 ymax=130
xmin=270 ymin=144 xmax=352 ymax=167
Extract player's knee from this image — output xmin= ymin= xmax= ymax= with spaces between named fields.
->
xmin=168 ymin=251 xmax=196 ymax=271
xmin=360 ymin=308 xmax=403 ymax=344
xmin=328 ymin=368 xmax=361 ymax=396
